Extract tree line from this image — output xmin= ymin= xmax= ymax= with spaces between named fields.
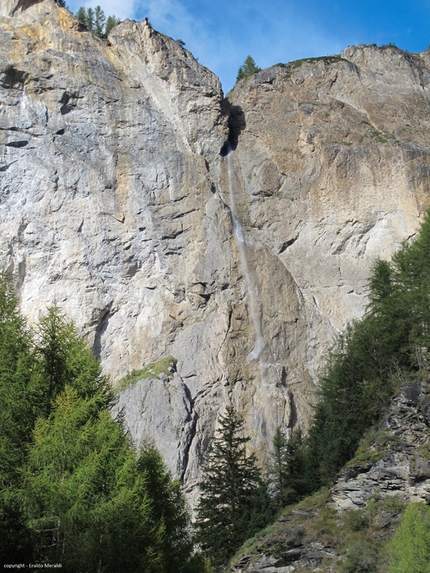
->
xmin=52 ymin=1 xmax=120 ymax=39
xmin=76 ymin=6 xmax=120 ymax=38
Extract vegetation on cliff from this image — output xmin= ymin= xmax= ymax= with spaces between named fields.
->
xmin=236 ymin=55 xmax=261 ymax=83
xmin=305 ymin=208 xmax=430 ymax=489
xmin=76 ymin=6 xmax=120 ymax=38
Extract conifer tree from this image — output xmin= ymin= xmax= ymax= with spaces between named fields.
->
xmin=105 ymin=14 xmax=120 ymax=36
xmin=269 ymin=427 xmax=306 ymax=508
xmin=76 ymin=6 xmax=120 ymax=37
xmin=388 ymin=503 xmax=430 ymax=573
xmin=94 ymin=5 xmax=106 ymax=37
xmin=196 ymin=407 xmax=273 ymax=568
xmin=0 ymin=275 xmax=36 ymax=560
xmin=138 ymin=443 xmax=196 ymax=573
xmin=86 ymin=7 xmax=95 ymax=31
xmin=76 ymin=6 xmax=87 ymax=26
xmin=22 ymin=387 xmax=165 ymax=570
xmin=236 ymin=55 xmax=261 ymax=83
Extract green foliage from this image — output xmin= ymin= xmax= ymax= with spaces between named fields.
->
xmin=388 ymin=503 xmax=430 ymax=573
xmin=0 ymin=274 xmax=40 ymax=559
xmin=236 ymin=55 xmax=261 ymax=83
xmin=304 ymin=210 xmax=430 ymax=489
xmin=195 ymin=407 xmax=274 ymax=568
xmin=0 ymin=277 xmax=195 ymax=569
xmin=268 ymin=426 xmax=306 ymax=508
xmin=22 ymin=386 xmax=164 ymax=570
xmin=76 ymin=6 xmax=120 ymax=38
xmin=344 ymin=509 xmax=369 ymax=532
xmin=54 ymin=0 xmax=67 ymax=7
xmin=34 ymin=305 xmax=112 ymax=408
xmin=116 ymin=355 xmax=178 ymax=391
xmin=105 ymin=14 xmax=121 ymax=36
xmin=137 ymin=442 xmax=196 ymax=573
xmin=340 ymin=540 xmax=378 ymax=573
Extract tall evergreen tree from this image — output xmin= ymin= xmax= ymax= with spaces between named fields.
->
xmin=94 ymin=5 xmax=106 ymax=37
xmin=0 ymin=275 xmax=36 ymax=560
xmin=269 ymin=426 xmax=306 ymax=508
xmin=196 ymin=407 xmax=273 ymax=569
xmin=76 ymin=6 xmax=87 ymax=27
xmin=22 ymin=386 xmax=165 ymax=571
xmin=34 ymin=305 xmax=111 ymax=410
xmin=86 ymin=7 xmax=95 ymax=31
xmin=138 ymin=443 xmax=197 ymax=573
xmin=236 ymin=55 xmax=261 ymax=83
xmin=105 ymin=14 xmax=120 ymax=36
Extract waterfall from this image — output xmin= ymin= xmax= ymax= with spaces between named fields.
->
xmin=225 ymin=148 xmax=282 ymax=387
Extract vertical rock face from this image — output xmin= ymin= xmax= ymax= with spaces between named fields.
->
xmin=1 ymin=1 xmax=430 ymax=498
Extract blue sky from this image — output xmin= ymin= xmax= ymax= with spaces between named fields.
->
xmin=65 ymin=0 xmax=430 ymax=92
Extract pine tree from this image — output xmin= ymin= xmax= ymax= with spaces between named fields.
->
xmin=76 ymin=6 xmax=87 ymax=26
xmin=196 ymin=407 xmax=273 ymax=568
xmin=269 ymin=427 xmax=306 ymax=509
xmin=54 ymin=0 xmax=67 ymax=7
xmin=86 ymin=7 xmax=95 ymax=32
xmin=34 ymin=305 xmax=111 ymax=410
xmin=94 ymin=5 xmax=106 ymax=38
xmin=236 ymin=55 xmax=261 ymax=83
xmin=137 ymin=443 xmax=196 ymax=573
xmin=268 ymin=427 xmax=289 ymax=507
xmin=105 ymin=15 xmax=120 ymax=36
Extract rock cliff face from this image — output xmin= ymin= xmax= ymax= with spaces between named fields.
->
xmin=2 ymin=0 xmax=430 ymax=496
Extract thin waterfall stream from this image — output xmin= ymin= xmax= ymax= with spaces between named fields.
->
xmin=224 ymin=148 xmax=283 ymax=388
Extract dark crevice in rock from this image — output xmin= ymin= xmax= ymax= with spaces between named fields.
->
xmin=179 ymin=382 xmax=198 ymax=482
xmin=1 ymin=66 xmax=29 ymax=90
xmin=93 ymin=304 xmax=113 ymax=359
xmin=220 ymin=99 xmax=246 ymax=155
xmin=5 ymin=140 xmax=29 ymax=148
xmin=0 ymin=161 xmax=18 ymax=172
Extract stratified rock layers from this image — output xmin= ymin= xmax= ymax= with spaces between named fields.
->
xmin=1 ymin=0 xmax=430 ymax=495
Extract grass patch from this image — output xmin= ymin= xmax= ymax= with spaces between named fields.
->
xmin=116 ymin=355 xmax=177 ymax=392
xmin=347 ymin=429 xmax=400 ymax=466
xmin=278 ymin=54 xmax=345 ymax=80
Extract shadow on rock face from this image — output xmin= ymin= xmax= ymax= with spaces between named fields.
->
xmin=220 ymin=100 xmax=246 ymax=156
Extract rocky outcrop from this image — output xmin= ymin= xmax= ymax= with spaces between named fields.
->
xmin=2 ymin=0 xmax=430 ymax=496
xmin=228 ymin=378 xmax=430 ymax=573
xmin=332 ymin=379 xmax=430 ymax=509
